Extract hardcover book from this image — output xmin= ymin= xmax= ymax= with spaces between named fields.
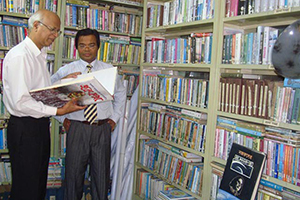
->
xmin=30 ymin=67 xmax=117 ymax=107
xmin=216 ymin=143 xmax=266 ymax=200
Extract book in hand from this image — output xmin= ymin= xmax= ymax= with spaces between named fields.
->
xmin=217 ymin=143 xmax=266 ymax=200
xmin=30 ymin=67 xmax=117 ymax=107
xmin=157 ymin=188 xmax=196 ymax=200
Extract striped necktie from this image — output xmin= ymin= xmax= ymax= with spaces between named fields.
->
xmin=84 ymin=65 xmax=97 ymax=124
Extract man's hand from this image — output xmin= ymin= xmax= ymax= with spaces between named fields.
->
xmin=107 ymin=119 xmax=116 ymax=131
xmin=62 ymin=72 xmax=81 ymax=79
xmin=63 ymin=118 xmax=71 ymax=132
xmin=56 ymin=98 xmax=86 ymax=116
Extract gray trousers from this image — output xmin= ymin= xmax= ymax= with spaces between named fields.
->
xmin=64 ymin=120 xmax=111 ymax=200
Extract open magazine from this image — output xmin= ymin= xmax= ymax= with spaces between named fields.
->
xmin=30 ymin=67 xmax=117 ymax=107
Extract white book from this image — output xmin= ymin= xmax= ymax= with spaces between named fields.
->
xmin=268 ymin=0 xmax=276 ymax=11
xmin=202 ymin=0 xmax=207 ymax=20
xmin=293 ymin=0 xmax=300 ymax=7
xmin=163 ymin=2 xmax=170 ymax=26
xmin=30 ymin=67 xmax=117 ymax=107
xmin=255 ymin=0 xmax=261 ymax=13
xmin=235 ymin=33 xmax=242 ymax=64
xmin=278 ymin=0 xmax=286 ymax=8
xmin=262 ymin=26 xmax=270 ymax=65
xmin=260 ymin=0 xmax=269 ymax=12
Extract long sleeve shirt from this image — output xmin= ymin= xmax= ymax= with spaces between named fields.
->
xmin=51 ymin=59 xmax=126 ymax=124
xmin=2 ymin=37 xmax=57 ymax=118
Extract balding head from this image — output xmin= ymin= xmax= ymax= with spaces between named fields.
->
xmin=28 ymin=9 xmax=60 ymax=31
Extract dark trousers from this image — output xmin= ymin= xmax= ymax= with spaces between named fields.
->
xmin=64 ymin=120 xmax=111 ymax=200
xmin=7 ymin=115 xmax=50 ymax=200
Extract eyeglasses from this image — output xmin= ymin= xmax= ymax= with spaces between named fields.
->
xmin=78 ymin=43 xmax=97 ymax=49
xmin=38 ymin=21 xmax=62 ymax=36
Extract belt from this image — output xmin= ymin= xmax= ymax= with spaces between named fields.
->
xmin=81 ymin=119 xmax=108 ymax=126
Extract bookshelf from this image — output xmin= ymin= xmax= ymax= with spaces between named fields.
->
xmin=133 ymin=1 xmax=300 ymax=200
xmin=210 ymin=1 xmax=300 ymax=200
xmin=133 ymin=0 xmax=220 ymax=199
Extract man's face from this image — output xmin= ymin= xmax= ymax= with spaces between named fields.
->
xmin=77 ymin=35 xmax=98 ymax=63
xmin=36 ymin=13 xmax=61 ymax=48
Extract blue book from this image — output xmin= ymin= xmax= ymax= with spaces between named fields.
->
xmin=274 ymin=143 xmax=279 ymax=178
xmin=72 ymin=6 xmax=77 ymax=27
xmin=284 ymin=78 xmax=300 ymax=88
xmin=159 ymin=188 xmax=195 ymax=199
xmin=278 ymin=143 xmax=284 ymax=180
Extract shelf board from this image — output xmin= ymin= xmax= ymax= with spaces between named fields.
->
xmin=145 ymin=19 xmax=214 ymax=36
xmin=112 ymin=63 xmax=140 ymax=67
xmin=223 ymin=8 xmax=300 ymax=29
xmin=142 ymin=63 xmax=211 ymax=70
xmin=219 ymin=64 xmax=276 ymax=71
xmin=64 ymin=26 xmax=142 ymax=37
xmin=140 ymin=97 xmax=208 ymax=113
xmin=0 ymin=115 xmax=9 ymax=120
xmin=217 ymin=111 xmax=300 ymax=131
xmin=132 ymin=194 xmax=143 ymax=200
xmin=139 ymin=131 xmax=205 ymax=158
xmin=0 ymin=149 xmax=9 ymax=153
xmin=91 ymin=0 xmax=143 ymax=8
xmin=135 ymin=162 xmax=202 ymax=199
xmin=0 ymin=46 xmax=10 ymax=51
xmin=0 ymin=11 xmax=30 ymax=18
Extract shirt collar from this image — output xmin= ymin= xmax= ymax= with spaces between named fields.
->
xmin=80 ymin=59 xmax=97 ymax=68
xmin=24 ymin=37 xmax=42 ymax=57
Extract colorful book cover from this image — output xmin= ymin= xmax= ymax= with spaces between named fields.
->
xmin=217 ymin=143 xmax=266 ymax=200
xmin=159 ymin=188 xmax=195 ymax=199
xmin=30 ymin=67 xmax=117 ymax=107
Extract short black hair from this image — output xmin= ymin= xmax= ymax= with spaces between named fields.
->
xmin=75 ymin=28 xmax=100 ymax=49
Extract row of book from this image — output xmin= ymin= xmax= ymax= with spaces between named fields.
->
xmin=65 ymin=1 xmax=143 ymax=36
xmin=139 ymin=138 xmax=203 ymax=195
xmin=147 ymin=0 xmax=215 ymax=29
xmin=47 ymin=158 xmax=63 ymax=188
xmin=120 ymin=71 xmax=139 ymax=96
xmin=0 ymin=0 xmax=58 ymax=14
xmin=0 ymin=24 xmax=27 ymax=48
xmin=62 ymin=32 xmax=141 ymax=65
xmin=141 ymin=73 xmax=209 ymax=109
xmin=137 ymin=169 xmax=196 ymax=200
xmin=0 ymin=128 xmax=7 ymax=150
xmin=222 ymin=26 xmax=282 ymax=65
xmin=0 ymin=154 xmax=11 ymax=183
xmin=139 ymin=103 xmax=207 ymax=152
xmin=87 ymin=9 xmax=143 ymax=36
xmin=215 ymin=116 xmax=300 ymax=186
xmin=225 ymin=0 xmax=300 ymax=17
xmin=145 ymin=33 xmax=213 ymax=64
xmin=219 ymin=76 xmax=300 ymax=124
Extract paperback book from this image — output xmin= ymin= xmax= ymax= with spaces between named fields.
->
xmin=157 ymin=188 xmax=196 ymax=200
xmin=217 ymin=143 xmax=266 ymax=200
xmin=30 ymin=67 xmax=117 ymax=107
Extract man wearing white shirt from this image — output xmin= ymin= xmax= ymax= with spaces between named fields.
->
xmin=51 ymin=28 xmax=126 ymax=200
xmin=2 ymin=10 xmax=85 ymax=200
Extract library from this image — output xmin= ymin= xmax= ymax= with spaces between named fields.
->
xmin=0 ymin=0 xmax=299 ymax=200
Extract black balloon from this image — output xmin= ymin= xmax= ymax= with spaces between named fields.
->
xmin=272 ymin=19 xmax=300 ymax=78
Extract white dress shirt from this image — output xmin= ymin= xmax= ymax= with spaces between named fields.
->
xmin=51 ymin=59 xmax=126 ymax=123
xmin=3 ymin=37 xmax=57 ymax=118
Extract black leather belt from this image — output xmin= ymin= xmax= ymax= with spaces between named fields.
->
xmin=81 ymin=119 xmax=108 ymax=126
